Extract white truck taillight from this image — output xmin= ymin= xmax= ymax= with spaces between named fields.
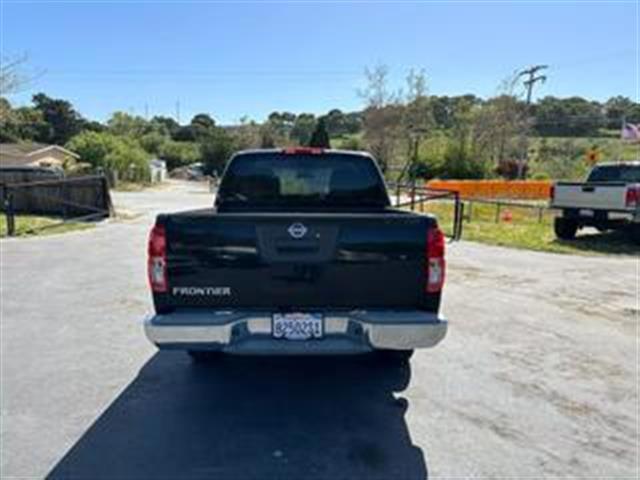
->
xmin=426 ymin=227 xmax=446 ymax=293
xmin=625 ymin=185 xmax=640 ymax=209
xmin=148 ymin=224 xmax=168 ymax=292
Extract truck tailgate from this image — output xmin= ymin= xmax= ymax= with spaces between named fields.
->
xmin=554 ymin=183 xmax=629 ymax=210
xmin=157 ymin=209 xmax=432 ymax=310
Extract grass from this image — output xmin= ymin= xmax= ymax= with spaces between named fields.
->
xmin=416 ymin=200 xmax=638 ymax=255
xmin=535 ymin=136 xmax=639 ymax=161
xmin=0 ymin=215 xmax=94 ymax=238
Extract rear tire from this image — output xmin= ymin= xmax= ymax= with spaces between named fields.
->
xmin=376 ymin=349 xmax=414 ymax=364
xmin=554 ymin=218 xmax=578 ymax=240
xmin=187 ymin=350 xmax=223 ymax=363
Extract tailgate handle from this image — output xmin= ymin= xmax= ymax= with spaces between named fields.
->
xmin=581 ymin=186 xmax=595 ymax=192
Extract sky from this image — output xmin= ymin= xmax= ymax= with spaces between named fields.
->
xmin=1 ymin=0 xmax=637 ymax=124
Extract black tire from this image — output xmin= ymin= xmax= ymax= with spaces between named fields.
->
xmin=554 ymin=217 xmax=578 ymax=240
xmin=187 ymin=350 xmax=223 ymax=363
xmin=376 ymin=349 xmax=414 ymax=364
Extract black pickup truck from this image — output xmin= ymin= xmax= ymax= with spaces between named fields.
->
xmin=145 ymin=148 xmax=448 ymax=363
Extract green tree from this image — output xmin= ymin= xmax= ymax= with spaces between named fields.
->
xmin=32 ymin=93 xmax=84 ymax=144
xmin=437 ymin=99 xmax=490 ymax=179
xmin=267 ymin=111 xmax=296 ymax=139
xmin=200 ymin=129 xmax=235 ymax=174
xmin=66 ymin=131 xmax=118 ymax=167
xmin=232 ymin=116 xmax=261 ymax=150
xmin=14 ymin=107 xmax=52 ymax=142
xmin=105 ymin=137 xmax=150 ymax=180
xmin=1 ymin=105 xmax=52 ymax=143
xmin=66 ymin=131 xmax=149 ymax=176
xmin=604 ymin=96 xmax=640 ymax=127
xmin=151 ymin=116 xmax=180 ymax=138
xmin=323 ymin=109 xmax=345 ymax=136
xmin=259 ymin=127 xmax=276 ymax=148
xmin=82 ymin=120 xmax=106 ymax=133
xmin=0 ymin=97 xmax=11 ymax=125
xmin=140 ymin=131 xmax=167 ymax=155
xmin=107 ymin=111 xmax=150 ymax=137
xmin=173 ymin=125 xmax=196 ymax=142
xmin=533 ymin=96 xmax=604 ymax=136
xmin=190 ymin=113 xmax=216 ymax=139
xmin=471 ymin=80 xmax=531 ymax=178
xmin=309 ymin=118 xmax=331 ymax=148
xmin=158 ymin=140 xmax=200 ymax=169
xmin=290 ymin=113 xmax=316 ymax=145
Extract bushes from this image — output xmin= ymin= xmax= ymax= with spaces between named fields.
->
xmin=158 ymin=140 xmax=200 ymax=170
xmin=409 ymin=133 xmax=490 ymax=180
xmin=438 ymin=142 xmax=489 ymax=179
xmin=529 ymin=138 xmax=589 ymax=181
xmin=66 ymin=131 xmax=149 ymax=180
xmin=200 ymin=129 xmax=235 ymax=175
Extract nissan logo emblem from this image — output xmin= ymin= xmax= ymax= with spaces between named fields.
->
xmin=288 ymin=222 xmax=307 ymax=239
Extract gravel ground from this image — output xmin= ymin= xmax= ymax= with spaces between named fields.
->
xmin=0 ymin=180 xmax=637 ymax=479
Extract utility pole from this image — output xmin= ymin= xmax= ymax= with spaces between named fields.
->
xmin=175 ymin=100 xmax=181 ymax=124
xmin=514 ymin=65 xmax=548 ymax=179
xmin=518 ymin=65 xmax=548 ymax=104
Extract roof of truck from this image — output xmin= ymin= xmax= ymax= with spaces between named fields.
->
xmin=593 ymin=161 xmax=640 ymax=167
xmin=233 ymin=148 xmax=373 ymax=157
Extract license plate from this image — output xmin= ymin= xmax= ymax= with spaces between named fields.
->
xmin=272 ymin=313 xmax=323 ymax=340
xmin=579 ymin=209 xmax=595 ymax=217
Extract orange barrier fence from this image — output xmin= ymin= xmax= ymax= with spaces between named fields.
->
xmin=425 ymin=180 xmax=552 ymax=200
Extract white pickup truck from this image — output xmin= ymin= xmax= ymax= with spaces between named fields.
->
xmin=550 ymin=162 xmax=640 ymax=244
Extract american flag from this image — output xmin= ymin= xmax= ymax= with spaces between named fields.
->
xmin=621 ymin=123 xmax=640 ymax=141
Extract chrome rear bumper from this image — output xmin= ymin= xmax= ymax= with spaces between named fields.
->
xmin=144 ymin=310 xmax=447 ymax=354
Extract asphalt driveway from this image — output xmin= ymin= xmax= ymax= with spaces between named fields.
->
xmin=0 ymin=181 xmax=637 ymax=479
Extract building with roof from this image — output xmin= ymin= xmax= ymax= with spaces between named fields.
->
xmin=0 ymin=143 xmax=80 ymax=169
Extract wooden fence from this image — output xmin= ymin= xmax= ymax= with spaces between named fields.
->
xmin=1 ymin=175 xmax=113 ymax=235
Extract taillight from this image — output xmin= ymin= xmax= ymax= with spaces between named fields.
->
xmin=549 ymin=184 xmax=555 ymax=201
xmin=426 ymin=227 xmax=446 ymax=293
xmin=148 ymin=224 xmax=167 ymax=293
xmin=625 ymin=185 xmax=640 ymax=209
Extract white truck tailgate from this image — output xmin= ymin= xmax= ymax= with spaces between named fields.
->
xmin=554 ymin=183 xmax=628 ymax=210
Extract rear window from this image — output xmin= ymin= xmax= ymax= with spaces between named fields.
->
xmin=587 ymin=165 xmax=640 ymax=183
xmin=216 ymin=152 xmax=389 ymax=209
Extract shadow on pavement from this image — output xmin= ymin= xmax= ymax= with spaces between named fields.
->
xmin=553 ymin=229 xmax=638 ymax=255
xmin=47 ymin=352 xmax=427 ymax=480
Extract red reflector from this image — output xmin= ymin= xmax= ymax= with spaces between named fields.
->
xmin=626 ymin=185 xmax=640 ymax=208
xmin=282 ymin=147 xmax=324 ymax=155
xmin=426 ymin=227 xmax=446 ymax=293
xmin=148 ymin=224 xmax=167 ymax=293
